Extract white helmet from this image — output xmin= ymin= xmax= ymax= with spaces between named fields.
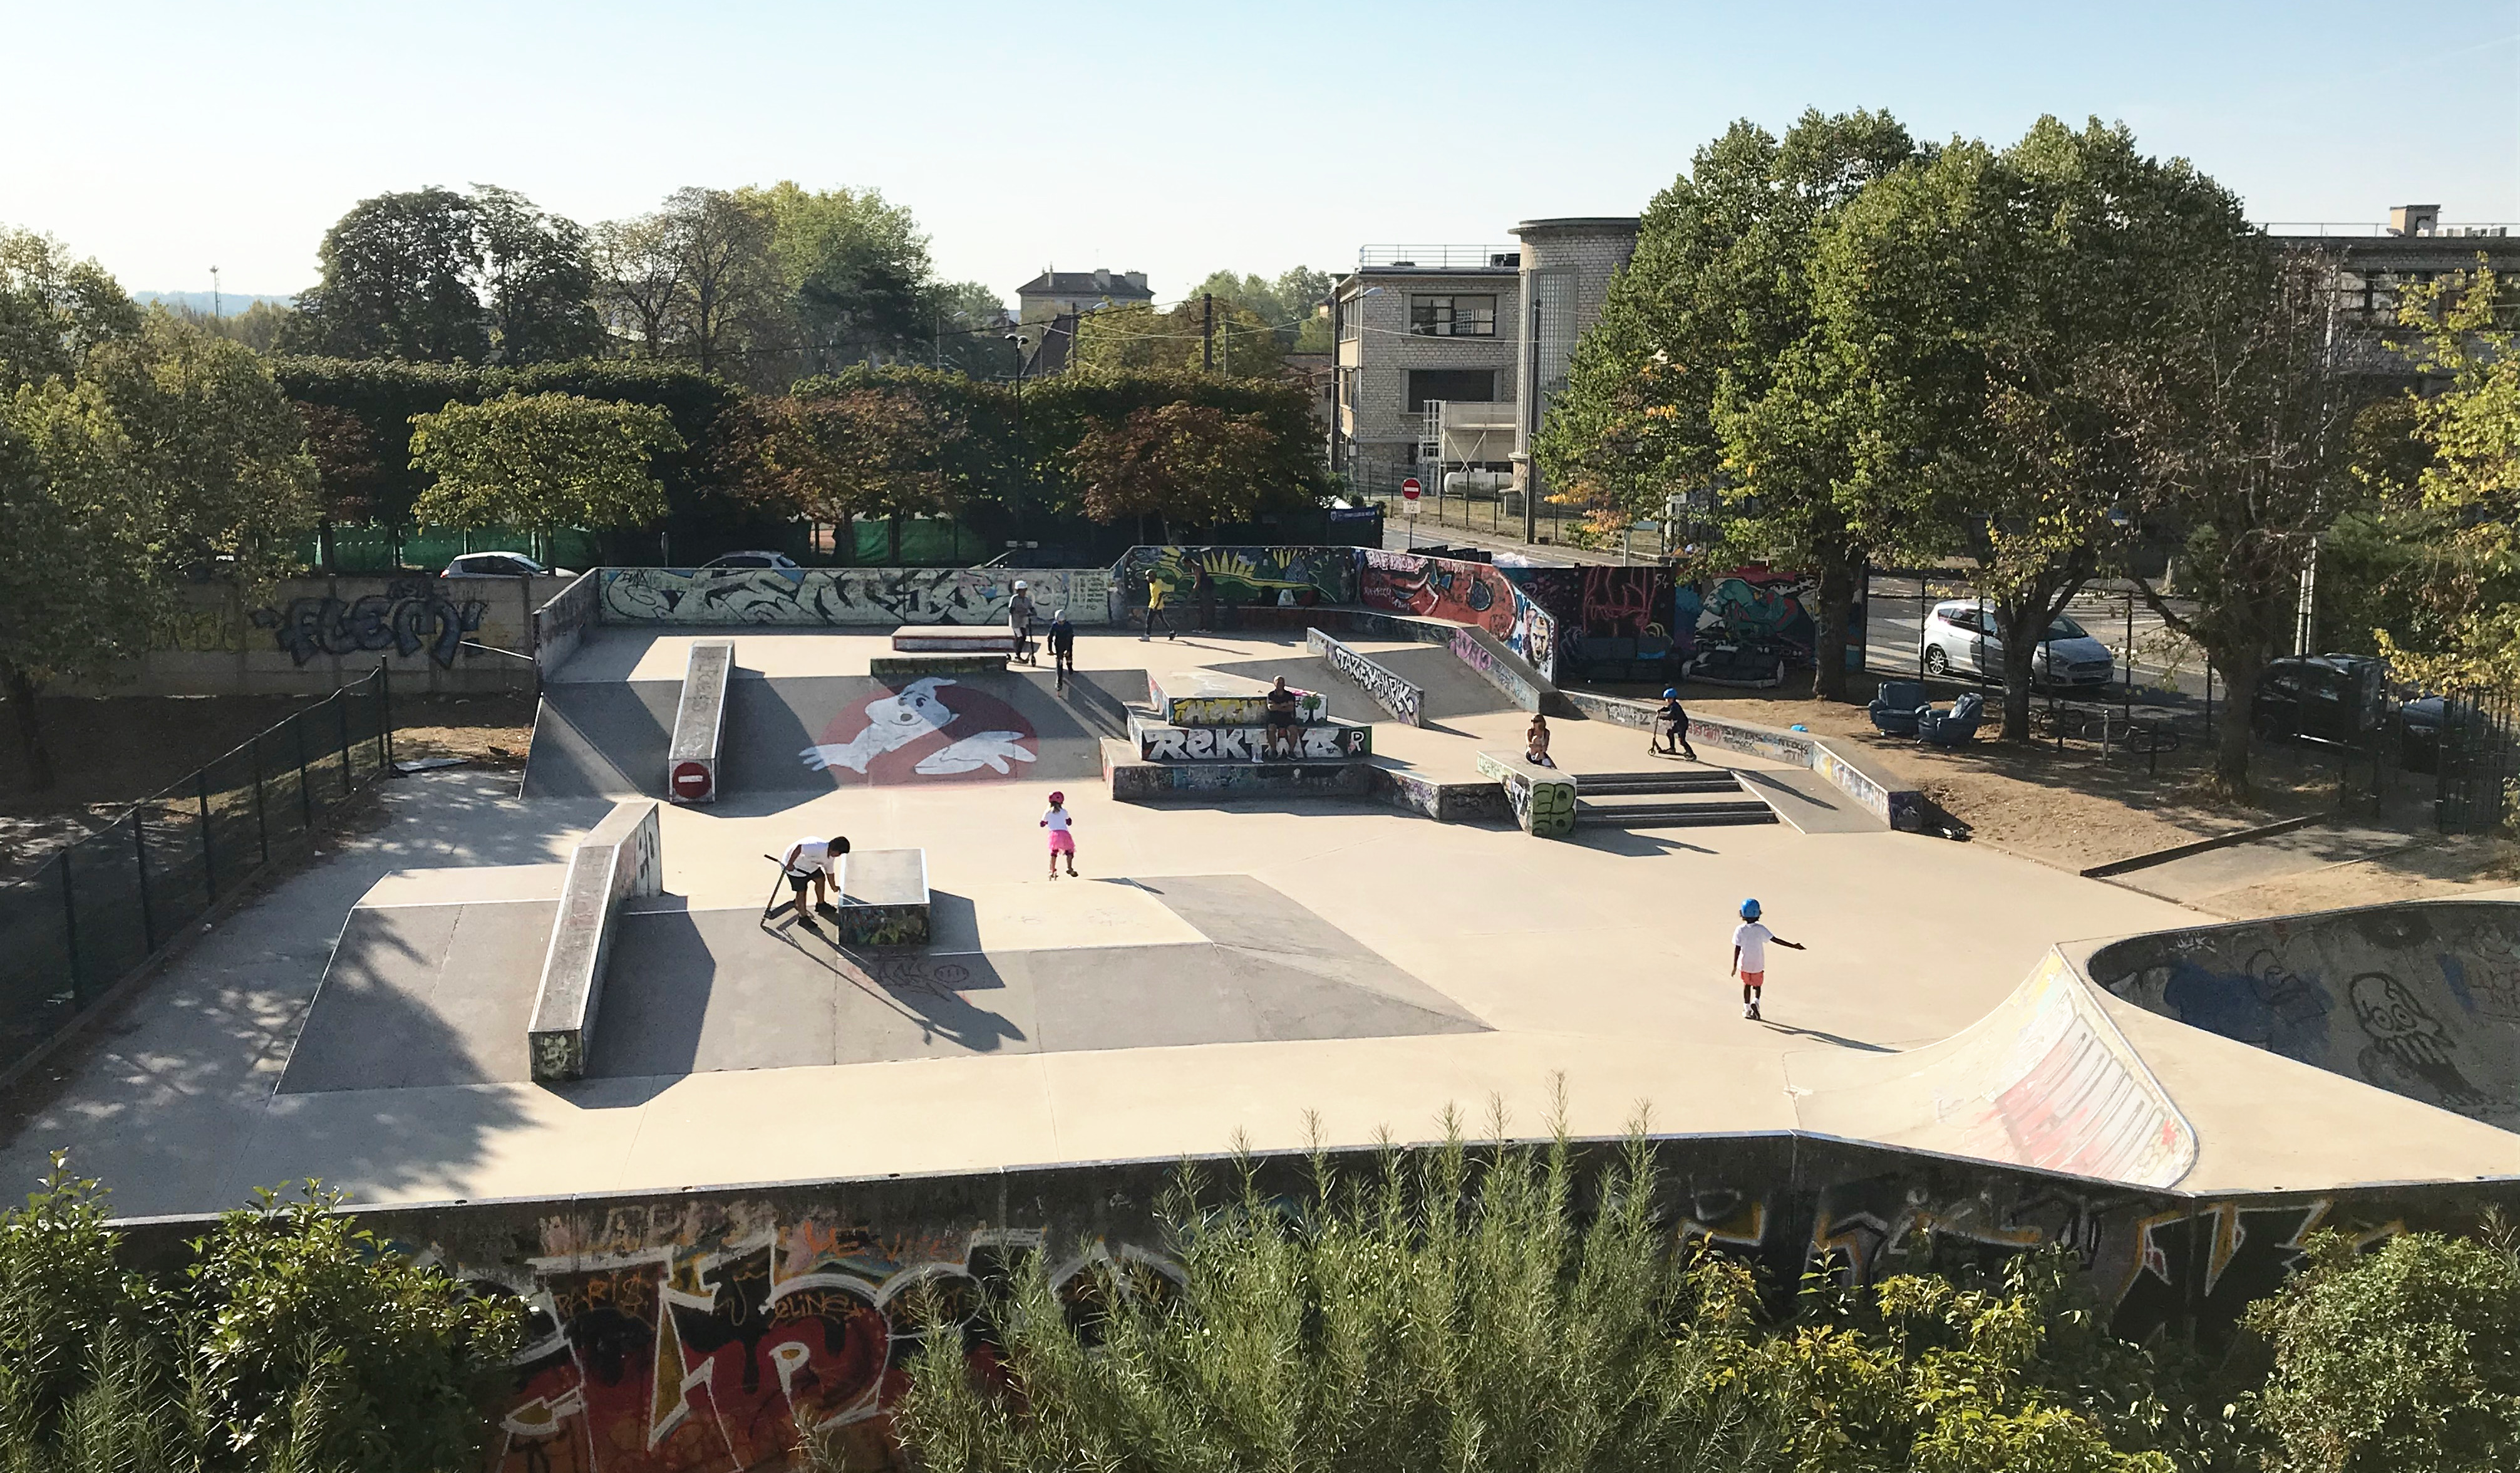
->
xmin=1013 ymin=579 xmax=1028 ymax=591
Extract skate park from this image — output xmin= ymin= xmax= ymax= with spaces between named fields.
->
xmin=8 ymin=554 xmax=2520 ymax=1470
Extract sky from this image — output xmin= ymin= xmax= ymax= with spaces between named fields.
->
xmin=6 ymin=0 xmax=2516 ymax=307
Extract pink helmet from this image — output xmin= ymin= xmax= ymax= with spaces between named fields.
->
xmin=1048 ymin=791 xmax=1066 ymax=804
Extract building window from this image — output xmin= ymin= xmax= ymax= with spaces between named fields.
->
xmin=1410 ymin=295 xmax=1497 ymax=337
xmin=1408 ymin=370 xmax=1497 ymax=412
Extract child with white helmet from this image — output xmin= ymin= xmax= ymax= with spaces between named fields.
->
xmin=1007 ymin=580 xmax=1037 ymax=664
xmin=1729 ymin=897 xmax=1804 ymax=1021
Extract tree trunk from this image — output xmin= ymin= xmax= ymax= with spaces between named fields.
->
xmin=1998 ymin=618 xmax=2040 ymax=741
xmin=2 ymin=661 xmax=54 ymax=792
xmin=1813 ymin=561 xmax=1856 ymax=703
xmin=2213 ymin=653 xmax=2263 ymax=797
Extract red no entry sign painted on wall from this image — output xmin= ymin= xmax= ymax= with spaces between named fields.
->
xmin=671 ymin=761 xmax=713 ymax=802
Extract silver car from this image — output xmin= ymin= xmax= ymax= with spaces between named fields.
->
xmin=1920 ymin=601 xmax=2115 ymax=688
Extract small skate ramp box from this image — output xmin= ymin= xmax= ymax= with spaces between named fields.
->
xmin=818 ymin=848 xmax=932 ymax=946
xmin=664 ymin=638 xmax=731 ymax=803
xmin=2085 ymin=900 xmax=2520 ymax=1130
xmin=526 ymin=670 xmax=1133 ymax=797
xmin=1477 ymin=751 xmax=1577 ymax=837
xmin=527 ymin=800 xmax=662 ymax=1082
xmin=892 ymin=627 xmax=1016 ymax=654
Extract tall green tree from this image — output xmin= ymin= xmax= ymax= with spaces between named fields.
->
xmin=2100 ymin=252 xmax=2375 ymax=793
xmin=718 ymin=388 xmax=963 ymax=561
xmin=282 ymin=185 xmax=599 ymax=364
xmin=1075 ymin=297 xmax=1286 ymax=379
xmin=408 ymin=391 xmax=682 ymax=550
xmin=1192 ymin=266 xmax=1337 ymax=349
xmin=1068 ymin=401 xmax=1298 ymax=540
xmin=1815 ymin=117 xmax=2258 ymax=737
xmin=2368 ymin=266 xmax=2520 ymax=696
xmin=0 ymin=230 xmax=142 ymax=389
xmin=1537 ymin=110 xmax=1919 ymax=700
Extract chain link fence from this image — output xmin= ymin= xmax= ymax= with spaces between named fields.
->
xmin=0 ymin=667 xmax=392 ymax=1081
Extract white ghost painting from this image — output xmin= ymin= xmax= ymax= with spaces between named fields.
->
xmin=800 ymin=678 xmax=1036 ymax=777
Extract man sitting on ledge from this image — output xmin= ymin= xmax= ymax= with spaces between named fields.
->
xmin=1264 ymin=676 xmax=1302 ymax=759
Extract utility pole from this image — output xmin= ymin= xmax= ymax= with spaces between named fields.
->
xmin=210 ymin=265 xmax=220 ymax=322
xmin=1202 ymin=292 xmax=1214 ymax=373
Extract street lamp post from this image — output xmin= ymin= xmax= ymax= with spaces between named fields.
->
xmin=1006 ymin=331 xmax=1030 ymax=541
xmin=1523 ymin=292 xmax=1542 ymax=544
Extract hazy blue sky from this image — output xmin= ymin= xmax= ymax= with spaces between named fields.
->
xmin=7 ymin=0 xmax=2515 ymax=305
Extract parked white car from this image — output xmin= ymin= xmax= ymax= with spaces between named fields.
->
xmin=1919 ymin=601 xmax=2115 ymax=688
xmin=442 ymin=552 xmax=569 ymax=578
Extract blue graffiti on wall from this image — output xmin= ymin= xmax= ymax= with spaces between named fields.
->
xmin=252 ymin=580 xmax=486 ymax=668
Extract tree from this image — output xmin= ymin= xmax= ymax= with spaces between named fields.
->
xmin=649 ymin=187 xmax=778 ymax=381
xmin=1192 ymin=266 xmax=1338 ymax=349
xmin=718 ymin=388 xmax=962 ymax=561
xmin=749 ymin=181 xmax=934 ymax=383
xmin=2100 ymin=252 xmax=2375 ymax=793
xmin=1814 ymin=117 xmax=2258 ymax=737
xmin=591 ymin=212 xmax=685 ymax=358
xmin=408 ymin=392 xmax=682 ymax=548
xmin=2367 ymin=267 xmax=2520 ymax=696
xmin=1068 ymin=401 xmax=1297 ymax=539
xmin=1537 ymin=110 xmax=1919 ymax=700
xmin=281 ymin=185 xmax=600 ymax=364
xmin=1075 ymin=297 xmax=1286 ymax=379
xmin=2245 ymin=1228 xmax=2520 ymax=1472
xmin=0 ymin=229 xmax=142 ymax=390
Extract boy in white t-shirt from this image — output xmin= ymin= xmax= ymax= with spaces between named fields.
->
xmin=1729 ymin=897 xmax=1804 ymax=1021
xmin=780 ymin=834 xmax=850 ymax=926
xmin=1040 ymin=790 xmax=1078 ymax=879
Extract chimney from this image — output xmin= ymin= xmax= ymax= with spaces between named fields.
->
xmin=1094 ymin=267 xmax=1112 ymax=291
xmin=2389 ymin=204 xmax=2441 ymax=237
xmin=1124 ymin=271 xmax=1147 ymax=292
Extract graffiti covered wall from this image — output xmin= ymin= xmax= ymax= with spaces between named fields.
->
xmin=70 ymin=575 xmax=550 ymax=696
xmin=1112 ymin=546 xmax=1360 ymax=608
xmin=1360 ymin=551 xmax=1557 ymax=679
xmin=103 ymin=1138 xmax=2516 ymax=1473
xmin=599 ymin=569 xmax=1114 ymax=627
xmin=1676 ymin=565 xmax=1817 ymax=661
xmin=1509 ymin=566 xmax=1674 ymax=642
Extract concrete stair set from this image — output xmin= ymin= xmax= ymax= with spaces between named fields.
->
xmin=1572 ymin=769 xmax=1778 ymax=829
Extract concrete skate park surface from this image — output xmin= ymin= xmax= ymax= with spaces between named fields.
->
xmin=6 ymin=624 xmax=2518 ymax=1221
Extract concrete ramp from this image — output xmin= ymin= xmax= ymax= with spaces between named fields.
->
xmin=1790 ymin=952 xmax=2199 ymax=1189
xmin=2085 ymin=900 xmax=2520 ymax=1130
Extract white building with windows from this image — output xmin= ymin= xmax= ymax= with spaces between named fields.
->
xmin=1329 ymin=219 xmax=1638 ymax=512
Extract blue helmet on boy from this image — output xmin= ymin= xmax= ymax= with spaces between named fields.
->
xmin=1739 ymin=898 xmax=1761 ymax=920
xmin=1663 ymin=688 xmax=1679 ymax=698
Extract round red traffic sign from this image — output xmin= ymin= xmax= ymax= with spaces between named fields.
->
xmin=671 ymin=761 xmax=713 ymax=801
xmin=1400 ymin=477 xmax=1421 ymax=500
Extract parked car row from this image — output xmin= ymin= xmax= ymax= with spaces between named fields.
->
xmin=1919 ymin=601 xmax=2117 ymax=690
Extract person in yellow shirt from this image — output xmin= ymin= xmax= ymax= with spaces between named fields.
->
xmin=1142 ymin=574 xmax=1174 ymax=641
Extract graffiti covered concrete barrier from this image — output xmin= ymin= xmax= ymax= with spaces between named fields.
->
xmin=1115 ymin=545 xmax=1360 ymax=608
xmin=599 ymin=567 xmax=1115 ymax=626
xmin=1477 ymin=750 xmax=1576 ymax=837
xmin=71 ymin=575 xmax=550 ymax=696
xmin=1307 ymin=628 xmax=1425 ymax=726
xmin=1361 ymin=550 xmax=1557 ymax=678
xmin=527 ymin=800 xmax=663 ymax=1083
xmin=1559 ymin=690 xmax=1922 ymax=830
xmin=2087 ymin=901 xmax=2520 ymax=1129
xmin=532 ymin=569 xmax=599 ymax=684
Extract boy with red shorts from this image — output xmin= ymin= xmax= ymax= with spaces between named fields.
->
xmin=1730 ymin=898 xmax=1804 ymax=1020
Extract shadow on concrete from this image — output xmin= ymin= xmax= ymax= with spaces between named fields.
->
xmin=1567 ymin=830 xmax=1717 ymax=857
xmin=1759 ymin=1020 xmax=1898 ymax=1053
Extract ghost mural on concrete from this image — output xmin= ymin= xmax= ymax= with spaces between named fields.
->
xmin=800 ymin=678 xmax=1036 ymax=782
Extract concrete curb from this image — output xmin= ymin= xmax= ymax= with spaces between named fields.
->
xmin=2078 ymin=814 xmax=2326 ymax=879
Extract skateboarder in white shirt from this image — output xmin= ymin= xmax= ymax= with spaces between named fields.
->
xmin=1729 ymin=897 xmax=1804 ymax=1020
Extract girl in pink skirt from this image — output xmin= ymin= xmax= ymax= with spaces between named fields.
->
xmin=1041 ymin=791 xmax=1078 ymax=879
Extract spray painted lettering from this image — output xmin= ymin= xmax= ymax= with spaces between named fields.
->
xmin=1307 ymin=628 xmax=1425 ymax=726
xmin=251 ymin=580 xmax=487 ymax=668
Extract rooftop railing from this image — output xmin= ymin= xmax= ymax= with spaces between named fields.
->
xmin=1357 ymin=245 xmax=1522 ymax=271
xmin=2259 ymin=222 xmax=2517 ymax=239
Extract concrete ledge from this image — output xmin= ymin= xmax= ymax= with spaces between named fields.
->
xmin=1452 ymin=626 xmax=1571 ymax=715
xmin=870 ymin=653 xmax=1006 ymax=679
xmin=1475 ymin=750 xmax=1578 ymax=837
xmin=1146 ymin=669 xmax=1327 ymax=726
xmin=1368 ymin=762 xmax=1512 ymax=822
xmin=1127 ymin=711 xmax=1371 ymax=762
xmin=1561 ymin=689 xmax=1924 ymax=831
xmin=1308 ymin=627 xmax=1426 ymax=726
xmin=828 ymin=848 xmax=932 ymax=946
xmin=892 ymin=628 xmax=1017 ymax=653
xmin=526 ymin=800 xmax=662 ymax=1083
xmin=2079 ymin=815 xmax=2325 ymax=879
xmin=666 ymin=639 xmax=731 ymax=804
xmin=1104 ymin=739 xmax=1372 ymax=801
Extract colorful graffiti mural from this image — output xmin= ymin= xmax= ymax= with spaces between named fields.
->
xmin=1112 ymin=546 xmax=1359 ymax=607
xmin=599 ymin=569 xmax=1112 ymax=627
xmin=1360 ymin=552 xmax=1557 ymax=678
xmin=462 ymin=1223 xmax=1180 ymax=1473
xmin=1509 ymin=566 xmax=1674 ymax=641
xmin=1674 ymin=566 xmax=1817 ymax=661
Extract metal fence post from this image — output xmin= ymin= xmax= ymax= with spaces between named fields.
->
xmin=250 ymin=735 xmax=268 ymax=866
xmin=131 ymin=814 xmax=156 ymax=954
xmin=379 ymin=660 xmax=394 ymax=770
xmin=197 ymin=770 xmax=218 ymax=903
xmin=294 ymin=713 xmax=314 ymax=827
xmin=336 ymin=693 xmax=353 ymax=796
xmin=59 ymin=858 xmax=83 ymax=1004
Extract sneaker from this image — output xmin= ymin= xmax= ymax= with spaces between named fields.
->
xmin=1743 ymin=1003 xmax=1756 ymax=1019
xmin=1748 ymin=1003 xmax=1762 ymax=1021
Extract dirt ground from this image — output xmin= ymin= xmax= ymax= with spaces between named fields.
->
xmin=0 ymin=692 xmax=534 ymax=881
xmin=1609 ymin=668 xmax=2500 ymax=913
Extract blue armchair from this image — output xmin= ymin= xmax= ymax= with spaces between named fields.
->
xmin=1870 ymin=680 xmax=1927 ymax=736
xmin=1918 ymin=691 xmax=1986 ymax=746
